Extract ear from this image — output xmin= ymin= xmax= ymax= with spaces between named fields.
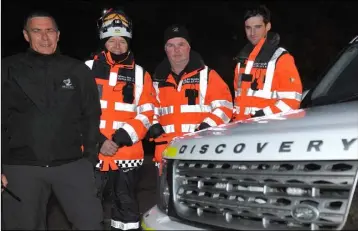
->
xmin=266 ymin=22 xmax=272 ymax=32
xmin=57 ymin=30 xmax=60 ymax=42
xmin=23 ymin=29 xmax=30 ymax=42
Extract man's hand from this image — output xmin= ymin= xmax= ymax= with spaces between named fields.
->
xmin=2 ymin=174 xmax=8 ymax=192
xmin=100 ymin=140 xmax=119 ymax=156
xmin=195 ymin=122 xmax=211 ymax=132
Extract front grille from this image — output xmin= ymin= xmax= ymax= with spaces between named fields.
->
xmin=172 ymin=160 xmax=358 ymax=230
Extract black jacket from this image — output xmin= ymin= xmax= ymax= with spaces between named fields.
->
xmin=1 ymin=49 xmax=101 ymax=167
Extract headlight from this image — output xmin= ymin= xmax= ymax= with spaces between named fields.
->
xmin=157 ymin=158 xmax=170 ymax=214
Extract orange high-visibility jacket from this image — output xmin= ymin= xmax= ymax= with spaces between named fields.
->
xmin=233 ymin=32 xmax=303 ymax=121
xmin=152 ymin=51 xmax=233 ymax=163
xmin=85 ymin=51 xmax=156 ymax=171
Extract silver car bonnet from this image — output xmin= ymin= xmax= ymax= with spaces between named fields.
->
xmin=164 ymin=101 xmax=358 ymax=161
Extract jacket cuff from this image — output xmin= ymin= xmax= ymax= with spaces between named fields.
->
xmin=148 ymin=123 xmax=165 ymax=139
xmin=98 ymin=132 xmax=107 ymax=145
xmin=112 ymin=128 xmax=133 ymax=147
xmin=83 ymin=143 xmax=99 ymax=166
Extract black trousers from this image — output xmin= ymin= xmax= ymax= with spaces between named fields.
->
xmin=1 ymin=158 xmax=103 ymax=230
xmin=95 ymin=168 xmax=140 ymax=230
xmin=46 ymin=193 xmax=72 ymax=230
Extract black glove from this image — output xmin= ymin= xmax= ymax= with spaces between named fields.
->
xmin=195 ymin=122 xmax=211 ymax=131
xmin=147 ymin=123 xmax=165 ymax=139
xmin=252 ymin=109 xmax=265 ymax=118
xmin=112 ymin=128 xmax=133 ymax=147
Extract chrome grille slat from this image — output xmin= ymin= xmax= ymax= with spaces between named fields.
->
xmin=179 ymin=172 xmax=355 ymax=185
xmin=180 ymin=181 xmax=352 ymax=195
xmin=178 ymin=192 xmax=349 ymax=215
xmin=173 ymin=160 xmax=358 ymax=230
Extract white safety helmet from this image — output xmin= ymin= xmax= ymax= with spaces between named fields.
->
xmin=97 ymin=8 xmax=132 ymax=39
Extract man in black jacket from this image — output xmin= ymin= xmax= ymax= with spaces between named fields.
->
xmin=1 ymin=11 xmax=103 ymax=230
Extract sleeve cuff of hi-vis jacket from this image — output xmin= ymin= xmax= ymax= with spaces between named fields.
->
xmin=203 ymin=117 xmax=218 ymax=127
xmin=113 ymin=127 xmax=134 ymax=146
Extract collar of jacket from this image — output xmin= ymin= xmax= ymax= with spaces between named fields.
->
xmin=234 ymin=32 xmax=281 ymax=64
xmin=95 ymin=50 xmax=135 ymax=69
xmin=22 ymin=48 xmax=60 ymax=66
xmin=153 ymin=50 xmax=205 ymax=81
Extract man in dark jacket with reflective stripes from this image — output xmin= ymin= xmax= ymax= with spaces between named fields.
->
xmin=1 ymin=11 xmax=103 ymax=230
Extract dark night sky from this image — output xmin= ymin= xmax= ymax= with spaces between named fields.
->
xmin=2 ymin=0 xmax=358 ymax=90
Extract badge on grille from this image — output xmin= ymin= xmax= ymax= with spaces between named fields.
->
xmin=291 ymin=204 xmax=319 ymax=223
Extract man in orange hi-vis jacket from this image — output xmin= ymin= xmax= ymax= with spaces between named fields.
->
xmin=233 ymin=5 xmax=303 ymax=121
xmin=147 ymin=24 xmax=233 ymax=170
xmin=85 ymin=8 xmax=156 ymax=230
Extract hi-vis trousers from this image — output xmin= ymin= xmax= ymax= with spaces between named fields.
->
xmin=95 ymin=167 xmax=140 ymax=230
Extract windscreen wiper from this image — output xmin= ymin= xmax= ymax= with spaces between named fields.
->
xmin=312 ymin=93 xmax=358 ymax=106
xmin=337 ymin=93 xmax=358 ymax=103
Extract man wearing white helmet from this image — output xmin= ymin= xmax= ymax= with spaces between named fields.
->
xmin=85 ymin=8 xmax=157 ymax=231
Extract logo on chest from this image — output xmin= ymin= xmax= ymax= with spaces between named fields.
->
xmin=117 ymin=75 xmax=135 ymax=83
xmin=253 ymin=62 xmax=268 ymax=69
xmin=182 ymin=77 xmax=200 ymax=85
xmin=61 ymin=78 xmax=75 ymax=89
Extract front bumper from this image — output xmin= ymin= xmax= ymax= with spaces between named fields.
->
xmin=141 ymin=205 xmax=204 ymax=230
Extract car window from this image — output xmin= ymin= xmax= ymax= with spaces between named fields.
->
xmin=308 ymin=43 xmax=358 ymax=106
xmin=326 ymin=50 xmax=358 ymax=96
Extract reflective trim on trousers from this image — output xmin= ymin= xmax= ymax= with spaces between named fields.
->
xmin=111 ymin=220 xmax=139 ymax=230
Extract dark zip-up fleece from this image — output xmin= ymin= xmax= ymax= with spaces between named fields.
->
xmin=1 ymin=49 xmax=101 ymax=167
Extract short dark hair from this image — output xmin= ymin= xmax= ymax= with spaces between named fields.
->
xmin=23 ymin=11 xmax=59 ymax=31
xmin=244 ymin=5 xmax=271 ymax=24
